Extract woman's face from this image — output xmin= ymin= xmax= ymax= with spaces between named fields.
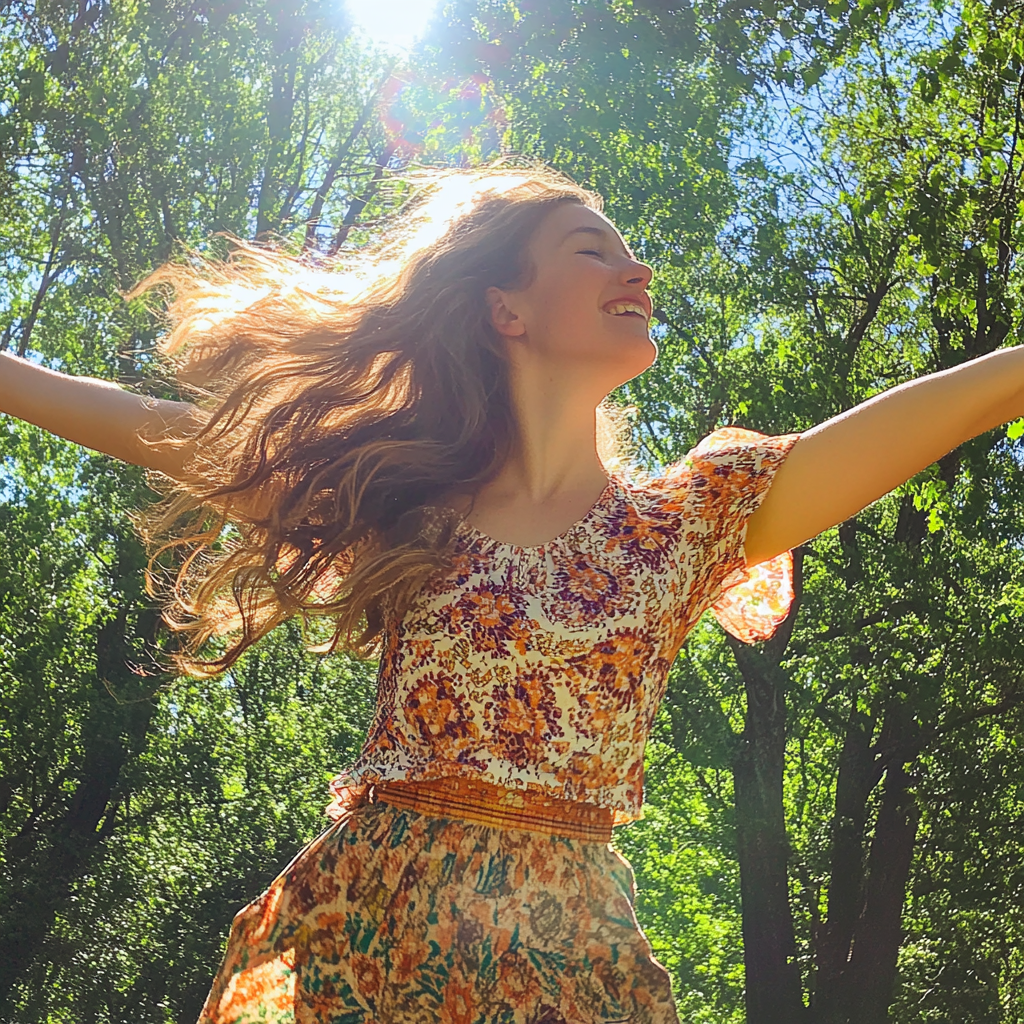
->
xmin=487 ymin=203 xmax=656 ymax=393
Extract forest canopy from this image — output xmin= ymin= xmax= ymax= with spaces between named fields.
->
xmin=1 ymin=0 xmax=1024 ymax=1021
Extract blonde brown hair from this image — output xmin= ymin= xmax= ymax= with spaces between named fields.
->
xmin=136 ymin=165 xmax=627 ymax=676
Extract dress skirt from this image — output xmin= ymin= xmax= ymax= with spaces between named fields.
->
xmin=198 ymin=796 xmax=679 ymax=1024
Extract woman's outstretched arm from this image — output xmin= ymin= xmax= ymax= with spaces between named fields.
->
xmin=745 ymin=346 xmax=1024 ymax=566
xmin=0 ymin=350 xmax=200 ymax=478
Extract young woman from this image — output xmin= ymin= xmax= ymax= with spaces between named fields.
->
xmin=1 ymin=165 xmax=1022 ymax=1023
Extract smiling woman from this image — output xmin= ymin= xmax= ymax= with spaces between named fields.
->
xmin=131 ymin=164 xmax=802 ymax=1024
xmin=121 ymin=164 xmax=796 ymax=1024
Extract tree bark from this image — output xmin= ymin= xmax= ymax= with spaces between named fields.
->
xmin=812 ymin=706 xmax=874 ymax=1022
xmin=843 ymin=760 xmax=919 ymax=1024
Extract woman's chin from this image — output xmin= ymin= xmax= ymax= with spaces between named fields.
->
xmin=611 ymin=335 xmax=657 ymax=381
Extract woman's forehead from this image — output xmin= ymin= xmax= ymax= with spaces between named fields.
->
xmin=536 ymin=204 xmax=632 ymax=256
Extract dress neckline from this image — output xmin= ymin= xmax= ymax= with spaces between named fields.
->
xmin=456 ymin=476 xmax=620 ymax=555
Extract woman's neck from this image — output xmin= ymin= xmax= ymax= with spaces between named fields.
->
xmin=445 ymin=359 xmax=611 ymax=547
xmin=497 ymin=354 xmax=608 ymax=502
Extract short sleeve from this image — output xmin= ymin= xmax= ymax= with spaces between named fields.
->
xmin=663 ymin=425 xmax=801 ymax=643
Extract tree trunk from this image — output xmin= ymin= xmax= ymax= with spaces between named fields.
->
xmin=303 ymin=71 xmax=392 ymax=250
xmin=810 ymin=704 xmax=919 ymax=1024
xmin=812 ymin=706 xmax=874 ymax=1022
xmin=255 ymin=0 xmax=302 ymax=240
xmin=327 ymin=139 xmax=399 ymax=255
xmin=843 ymin=761 xmax=918 ymax=1024
xmin=0 ymin=687 xmax=154 ymax=1009
xmin=730 ymin=635 xmax=807 ymax=1024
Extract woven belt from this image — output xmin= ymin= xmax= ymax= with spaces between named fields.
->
xmin=374 ymin=776 xmax=614 ymax=843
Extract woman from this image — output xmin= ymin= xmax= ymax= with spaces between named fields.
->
xmin=1 ymin=164 xmax=1021 ymax=1023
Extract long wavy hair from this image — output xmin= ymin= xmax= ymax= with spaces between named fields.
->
xmin=135 ymin=165 xmax=628 ymax=677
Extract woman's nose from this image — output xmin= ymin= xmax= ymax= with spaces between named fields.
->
xmin=622 ymin=259 xmax=653 ymax=289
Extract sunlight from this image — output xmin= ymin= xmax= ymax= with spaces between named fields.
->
xmin=345 ymin=0 xmax=441 ymax=52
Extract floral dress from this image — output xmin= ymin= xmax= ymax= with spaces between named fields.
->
xmin=199 ymin=427 xmax=800 ymax=1024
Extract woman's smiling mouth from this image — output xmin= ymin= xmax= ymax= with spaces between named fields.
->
xmin=603 ymin=300 xmax=649 ymax=320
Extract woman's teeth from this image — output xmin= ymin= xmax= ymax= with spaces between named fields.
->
xmin=605 ymin=302 xmax=647 ymax=318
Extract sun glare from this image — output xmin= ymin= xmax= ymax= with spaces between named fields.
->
xmin=345 ymin=0 xmax=441 ymax=52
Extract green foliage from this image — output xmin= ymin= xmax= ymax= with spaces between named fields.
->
xmin=3 ymin=0 xmax=1024 ymax=1019
xmin=0 ymin=0 xmax=392 ymax=1016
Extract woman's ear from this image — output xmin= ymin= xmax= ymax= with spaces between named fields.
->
xmin=485 ymin=286 xmax=527 ymax=338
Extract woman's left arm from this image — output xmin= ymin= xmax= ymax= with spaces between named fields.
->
xmin=744 ymin=346 xmax=1024 ymax=566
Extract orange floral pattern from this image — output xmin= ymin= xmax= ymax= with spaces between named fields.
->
xmin=199 ymin=427 xmax=800 ymax=1024
xmin=200 ymin=799 xmax=678 ymax=1024
xmin=340 ymin=427 xmax=801 ymax=825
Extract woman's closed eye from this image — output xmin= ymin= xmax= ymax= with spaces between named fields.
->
xmin=577 ymin=249 xmax=605 ymax=258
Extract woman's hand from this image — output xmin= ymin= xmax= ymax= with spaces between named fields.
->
xmin=0 ymin=350 xmax=201 ymax=478
xmin=745 ymin=345 xmax=1024 ymax=566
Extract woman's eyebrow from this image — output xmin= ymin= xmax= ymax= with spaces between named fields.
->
xmin=562 ymin=225 xmax=611 ymax=244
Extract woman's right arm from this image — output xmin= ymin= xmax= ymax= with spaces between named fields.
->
xmin=0 ymin=350 xmax=201 ymax=478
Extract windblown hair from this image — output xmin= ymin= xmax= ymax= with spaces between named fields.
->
xmin=135 ymin=165 xmax=629 ymax=677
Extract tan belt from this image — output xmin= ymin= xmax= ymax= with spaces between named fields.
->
xmin=374 ymin=775 xmax=614 ymax=843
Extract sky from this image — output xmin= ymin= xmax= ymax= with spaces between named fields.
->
xmin=346 ymin=0 xmax=441 ymax=52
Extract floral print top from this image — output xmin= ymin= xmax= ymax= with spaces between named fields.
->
xmin=336 ymin=427 xmax=801 ymax=825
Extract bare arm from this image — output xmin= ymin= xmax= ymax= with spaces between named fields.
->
xmin=745 ymin=346 xmax=1024 ymax=566
xmin=0 ymin=350 xmax=201 ymax=478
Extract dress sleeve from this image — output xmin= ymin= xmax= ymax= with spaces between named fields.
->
xmin=663 ymin=425 xmax=801 ymax=643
